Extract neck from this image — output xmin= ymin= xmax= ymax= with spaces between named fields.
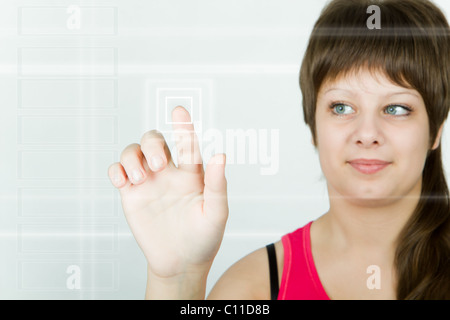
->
xmin=317 ymin=179 xmax=421 ymax=256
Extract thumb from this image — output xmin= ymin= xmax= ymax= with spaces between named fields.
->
xmin=203 ymin=153 xmax=228 ymax=226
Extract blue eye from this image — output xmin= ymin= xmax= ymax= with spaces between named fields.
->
xmin=330 ymin=103 xmax=413 ymax=117
xmin=385 ymin=105 xmax=411 ymax=116
xmin=331 ymin=103 xmax=354 ymax=115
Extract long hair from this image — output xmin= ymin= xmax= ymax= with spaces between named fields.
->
xmin=300 ymin=0 xmax=450 ymax=299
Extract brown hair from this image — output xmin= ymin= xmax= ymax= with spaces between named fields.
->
xmin=300 ymin=0 xmax=450 ymax=299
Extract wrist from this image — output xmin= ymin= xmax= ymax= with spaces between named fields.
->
xmin=145 ymin=265 xmax=210 ymax=300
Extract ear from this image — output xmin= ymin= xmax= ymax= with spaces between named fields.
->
xmin=431 ymin=122 xmax=445 ymax=151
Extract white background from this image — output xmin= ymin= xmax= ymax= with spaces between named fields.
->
xmin=0 ymin=0 xmax=449 ymax=299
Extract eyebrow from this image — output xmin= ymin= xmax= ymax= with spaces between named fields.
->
xmin=323 ymin=87 xmax=421 ymax=99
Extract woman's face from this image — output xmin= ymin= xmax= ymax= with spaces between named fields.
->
xmin=315 ymin=69 xmax=441 ymax=207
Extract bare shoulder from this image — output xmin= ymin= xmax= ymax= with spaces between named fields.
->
xmin=207 ymin=240 xmax=284 ymax=300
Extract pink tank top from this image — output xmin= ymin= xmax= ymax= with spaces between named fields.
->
xmin=278 ymin=221 xmax=330 ymax=300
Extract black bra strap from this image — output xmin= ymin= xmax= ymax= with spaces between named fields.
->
xmin=266 ymin=243 xmax=279 ymax=300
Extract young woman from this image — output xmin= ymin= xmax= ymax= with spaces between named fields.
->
xmin=108 ymin=0 xmax=450 ymax=300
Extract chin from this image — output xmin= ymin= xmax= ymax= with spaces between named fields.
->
xmin=345 ymin=193 xmax=401 ymax=208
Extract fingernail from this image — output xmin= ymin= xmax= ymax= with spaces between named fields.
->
xmin=113 ymin=174 xmax=123 ymax=185
xmin=132 ymin=169 xmax=143 ymax=182
xmin=151 ymin=155 xmax=164 ymax=170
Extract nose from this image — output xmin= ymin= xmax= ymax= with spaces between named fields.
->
xmin=353 ymin=114 xmax=385 ymax=148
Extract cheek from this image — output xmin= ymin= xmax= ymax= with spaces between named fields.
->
xmin=391 ymin=128 xmax=430 ymax=169
xmin=316 ymin=124 xmax=346 ymax=170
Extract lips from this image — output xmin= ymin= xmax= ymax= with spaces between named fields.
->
xmin=347 ymin=159 xmax=392 ymax=174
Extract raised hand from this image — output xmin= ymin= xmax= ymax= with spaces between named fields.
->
xmin=108 ymin=106 xmax=228 ymax=291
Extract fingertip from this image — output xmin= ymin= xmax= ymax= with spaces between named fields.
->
xmin=108 ymin=163 xmax=127 ymax=189
xmin=172 ymin=105 xmax=192 ymax=124
xmin=173 ymin=105 xmax=187 ymax=114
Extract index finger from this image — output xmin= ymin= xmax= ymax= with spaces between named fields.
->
xmin=171 ymin=106 xmax=204 ymax=174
